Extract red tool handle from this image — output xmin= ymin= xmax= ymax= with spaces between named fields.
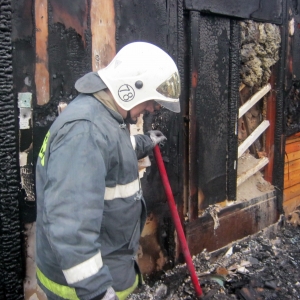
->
xmin=153 ymin=145 xmax=203 ymax=298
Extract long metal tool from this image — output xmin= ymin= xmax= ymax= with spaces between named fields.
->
xmin=153 ymin=145 xmax=203 ymax=298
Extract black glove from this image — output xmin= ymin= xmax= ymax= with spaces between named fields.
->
xmin=146 ymin=130 xmax=167 ymax=146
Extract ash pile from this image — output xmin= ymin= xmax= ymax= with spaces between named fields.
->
xmin=129 ymin=212 xmax=300 ymax=300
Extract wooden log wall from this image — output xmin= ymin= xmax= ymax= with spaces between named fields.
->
xmin=283 ymin=133 xmax=300 ymax=214
xmin=3 ymin=0 xmax=298 ymax=298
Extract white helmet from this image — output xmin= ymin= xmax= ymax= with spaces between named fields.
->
xmin=75 ymin=42 xmax=181 ymax=113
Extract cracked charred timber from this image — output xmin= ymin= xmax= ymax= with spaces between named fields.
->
xmin=0 ymin=0 xmax=23 ymax=298
xmin=1 ymin=0 xmax=300 ymax=299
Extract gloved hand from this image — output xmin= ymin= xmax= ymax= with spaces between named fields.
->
xmin=146 ymin=130 xmax=167 ymax=146
xmin=92 ymin=287 xmax=118 ymax=300
xmin=102 ymin=287 xmax=119 ymax=300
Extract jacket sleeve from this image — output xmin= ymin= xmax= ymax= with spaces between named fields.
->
xmin=43 ymin=120 xmax=112 ymax=300
xmin=130 ymin=134 xmax=154 ymax=159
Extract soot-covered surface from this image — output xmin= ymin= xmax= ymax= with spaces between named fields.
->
xmin=128 ymin=215 xmax=300 ymax=299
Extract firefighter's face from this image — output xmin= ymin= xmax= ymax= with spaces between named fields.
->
xmin=129 ymin=100 xmax=162 ymax=121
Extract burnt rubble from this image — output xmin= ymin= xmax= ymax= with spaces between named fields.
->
xmin=129 ymin=215 xmax=300 ymax=299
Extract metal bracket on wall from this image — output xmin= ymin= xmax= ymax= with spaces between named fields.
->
xmin=18 ymin=92 xmax=32 ymax=130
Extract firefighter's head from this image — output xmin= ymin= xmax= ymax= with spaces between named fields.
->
xmin=75 ymin=42 xmax=181 ymax=123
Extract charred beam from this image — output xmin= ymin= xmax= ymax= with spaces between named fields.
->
xmin=192 ymin=13 xmax=229 ymax=207
xmin=186 ymin=192 xmax=278 ymax=255
xmin=292 ymin=1 xmax=300 ymax=81
xmin=35 ymin=0 xmax=50 ymax=105
xmin=184 ymin=0 xmax=283 ymax=25
xmin=90 ymin=0 xmax=116 ymax=70
xmin=227 ymin=19 xmax=240 ymax=200
xmin=0 ymin=0 xmax=23 ymax=298
xmin=188 ymin=11 xmax=200 ymax=219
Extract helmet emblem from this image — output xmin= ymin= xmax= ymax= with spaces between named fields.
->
xmin=118 ymin=84 xmax=135 ymax=102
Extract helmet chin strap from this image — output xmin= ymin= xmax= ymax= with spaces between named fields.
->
xmin=124 ymin=110 xmax=137 ymax=125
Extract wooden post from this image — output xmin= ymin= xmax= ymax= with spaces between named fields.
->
xmin=90 ymin=0 xmax=116 ymax=70
xmin=35 ymin=0 xmax=50 ymax=105
xmin=264 ymin=75 xmax=277 ymax=183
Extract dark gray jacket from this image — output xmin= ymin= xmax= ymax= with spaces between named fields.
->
xmin=36 ymin=94 xmax=153 ymax=300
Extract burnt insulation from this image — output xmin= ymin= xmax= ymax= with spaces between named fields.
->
xmin=240 ymin=20 xmax=281 ymax=88
xmin=0 ymin=0 xmax=24 ymax=299
xmin=286 ymin=85 xmax=300 ymax=136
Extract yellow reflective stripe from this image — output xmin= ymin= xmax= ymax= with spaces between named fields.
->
xmin=38 ymin=131 xmax=50 ymax=166
xmin=36 ymin=267 xmax=79 ymax=300
xmin=116 ymin=275 xmax=139 ymax=300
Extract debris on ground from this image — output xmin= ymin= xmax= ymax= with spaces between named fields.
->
xmin=128 ymin=214 xmax=300 ymax=299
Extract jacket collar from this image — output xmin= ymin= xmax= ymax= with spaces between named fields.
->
xmin=93 ymin=91 xmax=125 ymax=125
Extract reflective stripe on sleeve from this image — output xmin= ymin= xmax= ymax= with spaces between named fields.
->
xmin=62 ymin=251 xmax=103 ymax=284
xmin=37 ymin=267 xmax=79 ymax=300
xmin=104 ymin=178 xmax=140 ymax=201
xmin=130 ymin=135 xmax=136 ymax=150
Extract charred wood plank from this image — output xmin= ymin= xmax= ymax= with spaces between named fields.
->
xmin=115 ymin=0 xmax=181 ymax=265
xmin=190 ymin=12 xmax=229 ymax=207
xmin=188 ymin=11 xmax=201 ymax=219
xmin=184 ymin=0 xmax=283 ymax=24
xmin=292 ymin=1 xmax=300 ymax=81
xmin=0 ymin=1 xmax=24 ymax=298
xmin=264 ymin=76 xmax=277 ymax=184
xmin=177 ymin=0 xmax=187 ymax=260
xmin=33 ymin=0 xmax=92 ymax=176
xmin=269 ymin=1 xmax=287 ymax=214
xmin=90 ymin=0 xmax=116 ymax=70
xmin=227 ymin=19 xmax=240 ymax=200
xmin=35 ymin=0 xmax=50 ymax=105
xmin=186 ymin=192 xmax=278 ymax=254
xmin=12 ymin=0 xmax=37 ymax=224
xmin=48 ymin=0 xmax=91 ymax=99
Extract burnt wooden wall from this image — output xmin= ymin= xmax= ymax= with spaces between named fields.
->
xmin=0 ymin=0 xmax=24 ymax=298
xmin=114 ymin=0 xmax=184 ymax=262
xmin=188 ymin=12 xmax=240 ymax=215
xmin=1 ymin=0 xmax=299 ymax=298
xmin=34 ymin=0 xmax=92 ymax=163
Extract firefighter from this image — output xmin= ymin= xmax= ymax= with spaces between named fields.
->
xmin=35 ymin=42 xmax=181 ymax=300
